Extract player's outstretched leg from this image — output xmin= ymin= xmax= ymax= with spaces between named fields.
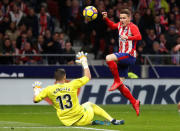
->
xmin=90 ymin=102 xmax=113 ymax=121
xmin=118 ymin=84 xmax=140 ymax=116
xmin=106 ymin=60 xmax=123 ymax=91
xmin=89 ymin=102 xmax=124 ymax=125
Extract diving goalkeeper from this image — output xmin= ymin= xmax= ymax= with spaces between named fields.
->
xmin=33 ymin=51 xmax=124 ymax=126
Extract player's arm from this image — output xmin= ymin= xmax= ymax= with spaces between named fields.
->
xmin=32 ymin=81 xmax=48 ymax=103
xmin=33 ymin=88 xmax=48 ymax=103
xmin=127 ymin=24 xmax=142 ymax=40
xmin=102 ymin=12 xmax=118 ymax=30
xmin=76 ymin=51 xmax=91 ymax=80
xmin=83 ymin=64 xmax=91 ymax=80
xmin=70 ymin=51 xmax=91 ymax=88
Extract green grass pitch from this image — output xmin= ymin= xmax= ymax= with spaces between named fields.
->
xmin=0 ymin=105 xmax=180 ymax=131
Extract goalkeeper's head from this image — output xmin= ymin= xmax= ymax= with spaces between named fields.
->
xmin=54 ymin=68 xmax=66 ymax=83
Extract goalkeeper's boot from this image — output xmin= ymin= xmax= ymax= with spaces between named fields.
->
xmin=132 ymin=100 xmax=140 ymax=116
xmin=92 ymin=120 xmax=110 ymax=125
xmin=108 ymin=81 xmax=123 ymax=91
xmin=111 ymin=119 xmax=125 ymax=125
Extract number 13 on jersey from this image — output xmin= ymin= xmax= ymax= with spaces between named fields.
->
xmin=56 ymin=94 xmax=73 ymax=110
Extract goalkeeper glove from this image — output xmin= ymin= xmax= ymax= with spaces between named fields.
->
xmin=76 ymin=51 xmax=88 ymax=69
xmin=32 ymin=81 xmax=42 ymax=96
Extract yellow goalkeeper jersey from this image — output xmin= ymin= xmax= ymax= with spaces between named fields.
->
xmin=34 ymin=76 xmax=90 ymax=126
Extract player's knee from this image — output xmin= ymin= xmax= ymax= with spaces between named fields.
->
xmin=84 ymin=102 xmax=94 ymax=107
xmin=106 ymin=55 xmax=111 ymax=61
xmin=106 ymin=54 xmax=117 ymax=61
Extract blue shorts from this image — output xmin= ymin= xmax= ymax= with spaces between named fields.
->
xmin=114 ymin=53 xmax=136 ymax=77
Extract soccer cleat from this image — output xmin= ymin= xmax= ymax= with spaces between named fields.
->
xmin=132 ymin=100 xmax=140 ymax=116
xmin=111 ymin=119 xmax=125 ymax=125
xmin=92 ymin=120 xmax=111 ymax=125
xmin=108 ymin=81 xmax=123 ymax=91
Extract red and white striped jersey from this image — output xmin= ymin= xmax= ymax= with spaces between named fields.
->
xmin=105 ymin=18 xmax=142 ymax=57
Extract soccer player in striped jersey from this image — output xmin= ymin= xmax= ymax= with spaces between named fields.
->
xmin=102 ymin=9 xmax=142 ymax=116
xmin=33 ymin=52 xmax=124 ymax=126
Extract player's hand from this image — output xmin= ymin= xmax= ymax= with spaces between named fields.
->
xmin=32 ymin=81 xmax=42 ymax=96
xmin=76 ymin=51 xmax=88 ymax=69
xmin=102 ymin=12 xmax=107 ymax=19
xmin=76 ymin=51 xmax=88 ymax=64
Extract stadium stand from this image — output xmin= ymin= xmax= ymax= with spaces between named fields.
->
xmin=0 ymin=0 xmax=180 ymax=78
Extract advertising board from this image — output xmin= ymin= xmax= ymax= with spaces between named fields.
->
xmin=0 ymin=79 xmax=179 ymax=105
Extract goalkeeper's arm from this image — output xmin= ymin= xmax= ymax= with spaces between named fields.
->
xmin=76 ymin=51 xmax=91 ymax=80
xmin=83 ymin=65 xmax=91 ymax=80
xmin=32 ymin=81 xmax=42 ymax=103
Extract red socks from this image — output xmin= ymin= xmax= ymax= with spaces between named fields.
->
xmin=107 ymin=60 xmax=136 ymax=104
xmin=118 ymin=84 xmax=136 ymax=105
xmin=106 ymin=61 xmax=120 ymax=82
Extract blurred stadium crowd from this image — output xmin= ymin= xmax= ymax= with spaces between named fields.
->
xmin=0 ymin=0 xmax=180 ymax=65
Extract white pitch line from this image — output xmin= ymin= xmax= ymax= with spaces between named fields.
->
xmin=0 ymin=126 xmax=118 ymax=131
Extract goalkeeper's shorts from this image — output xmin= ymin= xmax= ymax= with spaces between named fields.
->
xmin=74 ymin=102 xmax=94 ymax=126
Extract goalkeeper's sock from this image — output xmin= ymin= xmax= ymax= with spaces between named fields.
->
xmin=91 ymin=103 xmax=113 ymax=122
xmin=118 ymin=84 xmax=136 ymax=105
xmin=92 ymin=120 xmax=110 ymax=125
xmin=106 ymin=61 xmax=121 ymax=83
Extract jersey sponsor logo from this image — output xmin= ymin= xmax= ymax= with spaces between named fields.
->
xmin=79 ymin=80 xmax=180 ymax=104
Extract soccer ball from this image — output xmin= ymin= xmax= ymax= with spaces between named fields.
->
xmin=83 ymin=6 xmax=98 ymax=22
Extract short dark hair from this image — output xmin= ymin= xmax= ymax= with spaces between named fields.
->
xmin=65 ymin=40 xmax=71 ymax=45
xmin=54 ymin=69 xmax=66 ymax=81
xmin=120 ymin=9 xmax=131 ymax=17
